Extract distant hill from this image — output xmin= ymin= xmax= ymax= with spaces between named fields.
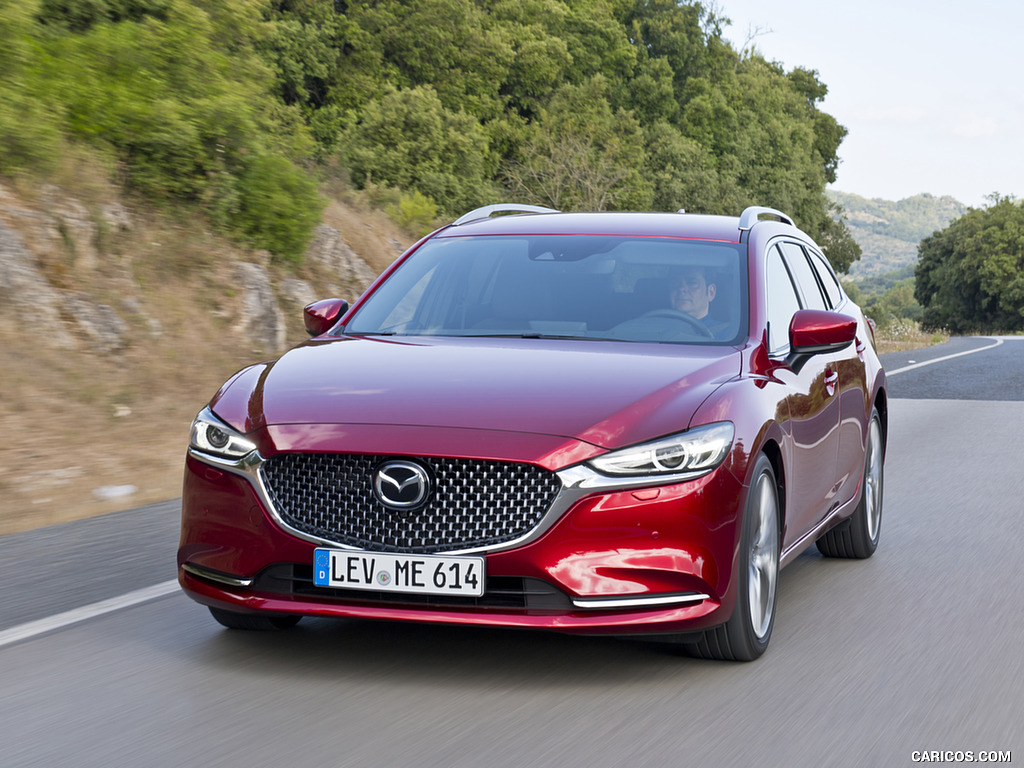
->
xmin=828 ymin=191 xmax=968 ymax=277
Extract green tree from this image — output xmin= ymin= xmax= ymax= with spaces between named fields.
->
xmin=504 ymin=77 xmax=651 ymax=211
xmin=35 ymin=0 xmax=169 ymax=31
xmin=916 ymin=197 xmax=1024 ymax=332
xmin=341 ymin=85 xmax=497 ymax=215
xmin=818 ymin=201 xmax=863 ymax=274
xmin=864 ymin=278 xmax=922 ymax=325
xmin=232 ymin=153 xmax=324 ymax=262
xmin=347 ymin=0 xmax=515 ymax=120
xmin=489 ymin=0 xmax=573 ymax=119
xmin=626 ymin=0 xmax=709 ymax=97
xmin=3 ymin=0 xmax=863 ymax=266
xmin=642 ymin=120 xmax=723 ymax=213
xmin=1 ymin=0 xmax=322 ymax=260
xmin=0 ymin=0 xmax=64 ymax=173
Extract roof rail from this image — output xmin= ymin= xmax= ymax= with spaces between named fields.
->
xmin=738 ymin=206 xmax=794 ymax=231
xmin=452 ymin=204 xmax=559 ymax=226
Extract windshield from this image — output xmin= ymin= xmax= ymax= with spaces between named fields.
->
xmin=343 ymin=235 xmax=746 ymax=344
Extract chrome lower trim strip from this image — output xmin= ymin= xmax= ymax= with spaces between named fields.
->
xmin=188 ymin=448 xmax=710 ymax=557
xmin=181 ymin=562 xmax=254 ymax=588
xmin=572 ymin=593 xmax=710 ymax=610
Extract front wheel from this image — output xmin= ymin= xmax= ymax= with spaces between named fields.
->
xmin=817 ymin=406 xmax=884 ymax=559
xmin=685 ymin=454 xmax=780 ymax=661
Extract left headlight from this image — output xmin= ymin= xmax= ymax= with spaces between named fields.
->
xmin=588 ymin=422 xmax=735 ymax=476
xmin=189 ymin=407 xmax=257 ymax=459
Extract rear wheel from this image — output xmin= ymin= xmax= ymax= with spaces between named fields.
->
xmin=817 ymin=407 xmax=883 ymax=559
xmin=208 ymin=607 xmax=302 ymax=631
xmin=685 ymin=454 xmax=779 ymax=661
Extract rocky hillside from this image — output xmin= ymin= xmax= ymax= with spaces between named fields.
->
xmin=830 ymin=191 xmax=968 ymax=278
xmin=0 ymin=178 xmax=410 ymax=535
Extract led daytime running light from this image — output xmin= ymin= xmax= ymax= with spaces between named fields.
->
xmin=588 ymin=422 xmax=734 ymax=476
xmin=189 ymin=407 xmax=257 ymax=459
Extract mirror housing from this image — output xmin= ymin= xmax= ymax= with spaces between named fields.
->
xmin=786 ymin=309 xmax=857 ymax=372
xmin=303 ymin=298 xmax=349 ymax=337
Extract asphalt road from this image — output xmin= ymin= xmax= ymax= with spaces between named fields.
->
xmin=1 ymin=337 xmax=1021 ymax=767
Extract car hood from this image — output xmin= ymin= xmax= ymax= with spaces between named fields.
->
xmin=211 ymin=336 xmax=740 ymax=452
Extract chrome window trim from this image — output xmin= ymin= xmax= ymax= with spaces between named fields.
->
xmin=188 ymin=449 xmax=713 ymax=556
xmin=806 ymin=246 xmax=847 ymax=310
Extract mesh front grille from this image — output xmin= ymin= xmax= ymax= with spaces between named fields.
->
xmin=261 ymin=454 xmax=563 ymax=553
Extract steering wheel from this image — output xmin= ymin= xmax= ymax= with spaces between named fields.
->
xmin=640 ymin=309 xmax=714 ymax=339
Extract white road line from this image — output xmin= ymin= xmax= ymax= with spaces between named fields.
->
xmin=886 ymin=337 xmax=1004 ymax=376
xmin=0 ymin=579 xmax=179 ymax=649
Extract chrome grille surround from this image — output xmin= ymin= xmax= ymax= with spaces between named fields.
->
xmin=260 ymin=453 xmax=563 ymax=554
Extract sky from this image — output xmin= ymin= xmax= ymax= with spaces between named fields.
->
xmin=716 ymin=0 xmax=1024 ymax=207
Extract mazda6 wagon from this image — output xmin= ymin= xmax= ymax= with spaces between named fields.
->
xmin=179 ymin=204 xmax=887 ymax=660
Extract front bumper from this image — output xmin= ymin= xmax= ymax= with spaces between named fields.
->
xmin=178 ymin=451 xmax=745 ymax=636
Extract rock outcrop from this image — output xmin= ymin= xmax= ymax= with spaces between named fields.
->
xmin=1 ymin=185 xmax=384 ymax=357
xmin=0 ymin=220 xmax=75 ymax=347
xmin=65 ymin=292 xmax=129 ymax=353
xmin=305 ymin=224 xmax=378 ymax=295
xmin=233 ymin=262 xmax=286 ymax=354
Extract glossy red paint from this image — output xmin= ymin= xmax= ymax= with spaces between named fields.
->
xmin=261 ymin=423 xmax=600 ymax=472
xmin=179 ymin=571 xmax=723 ymax=634
xmin=207 ymin=335 xmax=741 ymax=450
xmin=302 ymin=298 xmax=348 ymax=336
xmin=178 ymin=206 xmax=887 ymax=655
xmin=178 ymin=453 xmax=742 ymax=634
xmin=789 ymin=309 xmax=858 ymax=351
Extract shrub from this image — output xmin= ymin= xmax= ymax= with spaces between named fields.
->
xmin=388 ymin=190 xmax=438 ymax=236
xmin=234 ymin=153 xmax=324 ymax=263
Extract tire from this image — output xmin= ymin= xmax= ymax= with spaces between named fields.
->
xmin=208 ymin=606 xmax=302 ymax=631
xmin=816 ymin=406 xmax=884 ymax=559
xmin=685 ymin=454 xmax=780 ymax=661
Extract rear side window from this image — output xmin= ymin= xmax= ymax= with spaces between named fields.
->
xmin=778 ymin=242 xmax=827 ymax=310
xmin=766 ymin=246 xmax=802 ymax=354
xmin=807 ymin=249 xmax=844 ymax=309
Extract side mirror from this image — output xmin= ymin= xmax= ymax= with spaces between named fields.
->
xmin=786 ymin=309 xmax=857 ymax=371
xmin=303 ymin=298 xmax=349 ymax=337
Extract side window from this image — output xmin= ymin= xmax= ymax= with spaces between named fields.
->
xmin=779 ymin=242 xmax=827 ymax=310
xmin=766 ymin=246 xmax=802 ymax=354
xmin=808 ymin=249 xmax=844 ymax=309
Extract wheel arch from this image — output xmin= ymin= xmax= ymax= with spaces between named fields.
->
xmin=873 ymin=386 xmax=889 ymax=456
xmin=758 ymin=437 xmax=786 ymax=544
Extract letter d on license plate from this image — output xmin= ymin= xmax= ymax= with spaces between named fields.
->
xmin=314 ymin=549 xmax=485 ymax=597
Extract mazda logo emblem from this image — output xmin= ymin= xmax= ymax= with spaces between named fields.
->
xmin=373 ymin=460 xmax=431 ymax=510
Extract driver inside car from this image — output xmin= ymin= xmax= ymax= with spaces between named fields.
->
xmin=670 ymin=266 xmax=729 ymax=338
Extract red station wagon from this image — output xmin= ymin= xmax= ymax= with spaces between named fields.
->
xmin=179 ymin=204 xmax=887 ymax=660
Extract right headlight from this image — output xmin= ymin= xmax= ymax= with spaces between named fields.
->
xmin=189 ymin=407 xmax=257 ymax=459
xmin=587 ymin=422 xmax=735 ymax=477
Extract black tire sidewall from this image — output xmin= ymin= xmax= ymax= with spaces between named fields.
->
xmin=725 ymin=454 xmax=779 ymax=660
xmin=850 ymin=408 xmax=883 ymax=557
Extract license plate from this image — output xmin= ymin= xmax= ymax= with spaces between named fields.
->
xmin=313 ymin=549 xmax=485 ymax=597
